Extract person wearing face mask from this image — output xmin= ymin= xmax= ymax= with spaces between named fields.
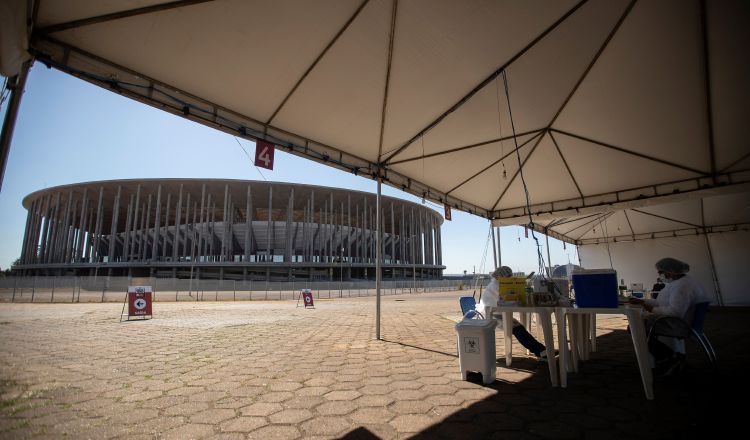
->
xmin=628 ymin=257 xmax=713 ymax=376
xmin=477 ymin=266 xmax=553 ymax=361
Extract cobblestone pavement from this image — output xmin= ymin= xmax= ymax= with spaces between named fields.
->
xmin=0 ymin=291 xmax=745 ymax=439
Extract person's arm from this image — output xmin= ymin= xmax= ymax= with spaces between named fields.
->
xmin=628 ymin=297 xmax=656 ymax=312
xmin=651 ymin=282 xmax=690 ymax=318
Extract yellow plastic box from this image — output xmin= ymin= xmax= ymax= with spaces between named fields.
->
xmin=497 ymin=277 xmax=527 ymax=306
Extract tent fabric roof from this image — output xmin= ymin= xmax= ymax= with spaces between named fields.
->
xmin=529 ymin=189 xmax=750 ymax=245
xmin=3 ymin=0 xmax=749 ymax=226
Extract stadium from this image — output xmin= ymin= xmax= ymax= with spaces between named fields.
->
xmin=15 ymin=179 xmax=445 ymax=280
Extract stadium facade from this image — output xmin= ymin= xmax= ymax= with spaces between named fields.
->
xmin=15 ymin=179 xmax=445 ymax=280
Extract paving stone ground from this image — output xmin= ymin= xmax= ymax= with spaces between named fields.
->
xmin=0 ymin=291 xmax=747 ymax=439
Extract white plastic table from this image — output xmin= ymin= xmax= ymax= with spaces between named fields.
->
xmin=492 ymin=305 xmax=559 ymax=387
xmin=556 ymin=305 xmax=654 ymax=400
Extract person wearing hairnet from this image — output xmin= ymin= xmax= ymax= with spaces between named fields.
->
xmin=629 ymin=257 xmax=713 ymax=376
xmin=478 ymin=266 xmax=552 ymax=361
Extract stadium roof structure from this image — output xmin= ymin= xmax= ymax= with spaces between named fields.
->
xmin=1 ymin=0 xmax=749 ymax=245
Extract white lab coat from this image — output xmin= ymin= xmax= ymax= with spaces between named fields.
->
xmin=644 ymin=274 xmax=712 ymax=321
xmin=644 ymin=274 xmax=712 ymax=353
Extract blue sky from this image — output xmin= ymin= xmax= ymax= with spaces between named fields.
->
xmin=0 ymin=65 xmax=579 ymax=274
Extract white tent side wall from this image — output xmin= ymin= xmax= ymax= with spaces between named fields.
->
xmin=577 ymin=231 xmax=750 ymax=306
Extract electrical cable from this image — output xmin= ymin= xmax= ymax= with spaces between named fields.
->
xmin=234 ymin=137 xmax=267 ymax=181
xmin=501 ymin=70 xmax=548 ymax=279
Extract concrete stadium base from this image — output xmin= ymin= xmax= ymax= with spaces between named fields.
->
xmin=0 ymin=291 xmax=747 ymax=439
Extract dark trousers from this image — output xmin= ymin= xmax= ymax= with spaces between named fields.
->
xmin=649 ymin=335 xmax=676 ymax=364
xmin=512 ymin=325 xmax=546 ymax=356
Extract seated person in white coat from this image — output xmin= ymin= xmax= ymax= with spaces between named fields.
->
xmin=629 ymin=257 xmax=713 ymax=375
xmin=478 ymin=266 xmax=552 ymax=361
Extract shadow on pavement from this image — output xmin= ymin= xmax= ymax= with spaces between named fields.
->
xmin=402 ymin=308 xmax=749 ymax=439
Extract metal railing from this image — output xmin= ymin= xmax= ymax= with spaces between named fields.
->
xmin=0 ymin=276 xmax=473 ymax=303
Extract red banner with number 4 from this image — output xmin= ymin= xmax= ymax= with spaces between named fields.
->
xmin=255 ymin=140 xmax=275 ymax=170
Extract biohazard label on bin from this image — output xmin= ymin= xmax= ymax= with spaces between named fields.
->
xmin=463 ymin=336 xmax=480 ymax=354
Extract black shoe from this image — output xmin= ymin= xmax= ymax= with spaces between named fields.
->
xmin=536 ymin=349 xmax=559 ymax=362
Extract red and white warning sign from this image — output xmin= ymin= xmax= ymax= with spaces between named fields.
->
xmin=255 ymin=140 xmax=275 ymax=170
xmin=299 ymin=289 xmax=314 ymax=309
xmin=127 ymin=285 xmax=153 ymax=317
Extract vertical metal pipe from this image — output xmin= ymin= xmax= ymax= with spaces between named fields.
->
xmin=130 ymin=186 xmax=141 ymax=261
xmin=55 ymin=193 xmax=69 ymax=263
xmin=142 ymin=194 xmax=152 ymax=261
xmin=162 ymin=192 xmax=171 ymax=261
xmin=76 ymin=189 xmax=89 ymax=262
xmin=363 ymin=197 xmax=368 ymax=264
xmin=0 ymin=61 xmax=31 ymax=193
xmin=109 ymin=186 xmax=121 ymax=263
xmin=197 ymin=184 xmax=206 ymax=262
xmin=204 ymin=193 xmax=212 ymax=259
xmin=545 ymin=230 xmax=553 ymax=277
xmin=84 ymin=205 xmax=95 ymax=263
xmin=221 ymin=184 xmax=229 ymax=261
xmin=286 ymin=188 xmax=294 ymax=262
xmin=355 ymin=203 xmax=359 ymax=263
xmin=375 ymin=177 xmax=382 ymax=340
xmin=173 ymin=185 xmax=183 ymax=262
xmin=438 ymin=219 xmax=443 ymax=266
xmin=310 ymin=190 xmax=315 ymax=262
xmin=64 ymin=200 xmax=76 ymax=264
xmin=123 ymin=195 xmax=133 ymax=262
xmin=92 ymin=187 xmax=104 ymax=262
xmin=701 ymin=200 xmax=723 ymax=305
xmin=228 ymin=198 xmax=235 ymax=261
xmin=152 ymin=185 xmax=162 ymax=261
xmin=38 ymin=194 xmax=51 ymax=263
xmin=20 ymin=201 xmax=33 ymax=264
xmin=347 ymin=194 xmax=351 ymax=261
xmin=390 ymin=200 xmax=396 ymax=264
xmin=495 ymin=226 xmax=501 ymax=267
xmin=267 ymin=185 xmax=273 ymax=261
xmin=47 ymin=193 xmax=62 ymax=264
xmin=491 ymin=225 xmax=498 ymax=270
xmin=182 ymin=194 xmax=192 ymax=263
xmin=245 ymin=184 xmax=251 ymax=262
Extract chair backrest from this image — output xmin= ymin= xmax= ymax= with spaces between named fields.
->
xmin=459 ymin=296 xmax=476 ymax=316
xmin=691 ymin=302 xmax=710 ymax=332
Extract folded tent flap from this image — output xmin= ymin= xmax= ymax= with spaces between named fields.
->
xmin=571 ymin=268 xmax=619 ymax=308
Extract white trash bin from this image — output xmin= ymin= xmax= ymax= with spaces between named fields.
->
xmin=455 ymin=318 xmax=497 ymax=385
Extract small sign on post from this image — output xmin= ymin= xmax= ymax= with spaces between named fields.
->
xmin=121 ymin=286 xmax=153 ymax=321
xmin=296 ymin=289 xmax=315 ymax=309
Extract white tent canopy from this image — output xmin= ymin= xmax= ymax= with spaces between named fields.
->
xmin=1 ymin=1 xmax=749 ymax=308
xmin=2 ymin=0 xmax=748 ymax=222
xmin=525 ymin=189 xmax=749 ymax=305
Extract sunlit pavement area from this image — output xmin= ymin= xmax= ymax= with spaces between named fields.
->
xmin=1 ymin=291 xmax=747 ymax=439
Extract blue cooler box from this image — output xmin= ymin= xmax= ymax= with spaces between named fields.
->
xmin=572 ymin=269 xmax=618 ymax=308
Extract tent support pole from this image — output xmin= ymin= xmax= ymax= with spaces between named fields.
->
xmin=700 ymin=199 xmax=723 ymax=305
xmin=496 ymin=227 xmax=502 ymax=268
xmin=490 ymin=224 xmax=498 ymax=270
xmin=703 ymin=232 xmax=723 ymax=306
xmin=0 ymin=60 xmax=32 ymax=193
xmin=375 ymin=175 xmax=382 ymax=340
xmin=545 ymin=230 xmax=553 ymax=277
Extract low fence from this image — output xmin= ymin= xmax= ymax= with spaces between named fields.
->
xmin=0 ymin=276 xmax=477 ymax=303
